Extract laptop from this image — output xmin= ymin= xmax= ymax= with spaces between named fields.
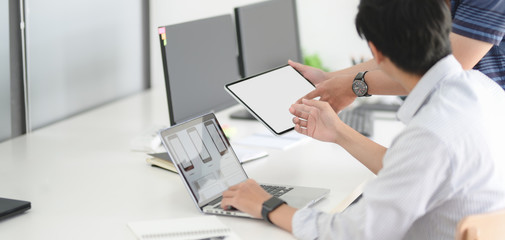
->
xmin=159 ymin=112 xmax=329 ymax=218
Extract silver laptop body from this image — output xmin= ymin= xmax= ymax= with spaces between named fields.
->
xmin=159 ymin=112 xmax=329 ymax=218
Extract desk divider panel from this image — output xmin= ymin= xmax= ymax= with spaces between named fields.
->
xmin=159 ymin=15 xmax=241 ymax=125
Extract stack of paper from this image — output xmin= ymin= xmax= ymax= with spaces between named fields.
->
xmin=146 ymin=147 xmax=268 ymax=174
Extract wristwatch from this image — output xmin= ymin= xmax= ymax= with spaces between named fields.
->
xmin=261 ymin=197 xmax=286 ymax=224
xmin=352 ymin=71 xmax=371 ymax=97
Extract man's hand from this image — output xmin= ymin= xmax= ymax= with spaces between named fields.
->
xmin=288 ymin=60 xmax=328 ymax=85
xmin=289 ymin=98 xmax=343 ymax=144
xmin=289 ymin=60 xmax=358 ymax=113
xmin=221 ymin=179 xmax=272 ymax=219
xmin=298 ymin=74 xmax=357 ymax=113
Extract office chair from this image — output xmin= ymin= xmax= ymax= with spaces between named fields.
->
xmin=455 ymin=209 xmax=505 ymax=240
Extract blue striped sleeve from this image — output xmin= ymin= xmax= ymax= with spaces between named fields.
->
xmin=452 ymin=1 xmax=505 ymax=45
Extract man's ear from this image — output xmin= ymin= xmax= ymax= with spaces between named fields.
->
xmin=368 ymin=41 xmax=384 ymax=65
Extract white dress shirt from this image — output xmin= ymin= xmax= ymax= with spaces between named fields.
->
xmin=292 ymin=55 xmax=505 ymax=240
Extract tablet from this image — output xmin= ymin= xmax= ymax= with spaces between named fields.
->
xmin=225 ymin=65 xmax=315 ymax=135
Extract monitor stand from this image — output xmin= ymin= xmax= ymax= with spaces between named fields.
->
xmin=230 ymin=109 xmax=256 ymax=120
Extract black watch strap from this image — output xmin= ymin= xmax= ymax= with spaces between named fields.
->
xmin=353 ymin=71 xmax=371 ymax=97
xmin=355 ymin=71 xmax=368 ymax=80
xmin=261 ymin=197 xmax=286 ymax=224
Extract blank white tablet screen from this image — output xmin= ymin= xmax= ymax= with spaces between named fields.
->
xmin=226 ymin=65 xmax=315 ymax=134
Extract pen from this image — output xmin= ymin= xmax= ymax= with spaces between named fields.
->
xmin=197 ymin=236 xmax=226 ymax=240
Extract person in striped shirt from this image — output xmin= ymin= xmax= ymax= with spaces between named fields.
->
xmin=288 ymin=0 xmax=505 ymax=114
xmin=450 ymin=0 xmax=505 ymax=86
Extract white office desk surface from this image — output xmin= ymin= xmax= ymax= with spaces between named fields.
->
xmin=0 ymin=88 xmax=404 ymax=239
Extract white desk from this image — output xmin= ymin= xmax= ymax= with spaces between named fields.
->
xmin=0 ymin=88 xmax=403 ymax=239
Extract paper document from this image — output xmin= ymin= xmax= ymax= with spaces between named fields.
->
xmin=331 ymin=180 xmax=368 ymax=213
xmin=231 ymin=144 xmax=268 ymax=163
xmin=233 ymin=130 xmax=308 ymax=150
xmin=128 ymin=215 xmax=240 ymax=240
xmin=130 ymin=125 xmax=167 ymax=152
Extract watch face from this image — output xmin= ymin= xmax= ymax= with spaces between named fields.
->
xmin=353 ymin=81 xmax=368 ymax=96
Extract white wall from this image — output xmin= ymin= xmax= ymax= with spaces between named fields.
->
xmin=149 ymin=0 xmax=371 ymax=87
xmin=297 ymin=0 xmax=371 ymax=70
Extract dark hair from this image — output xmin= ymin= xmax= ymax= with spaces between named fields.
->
xmin=355 ymin=0 xmax=452 ymax=75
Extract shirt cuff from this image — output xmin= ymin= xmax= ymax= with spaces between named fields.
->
xmin=292 ymin=208 xmax=320 ymax=240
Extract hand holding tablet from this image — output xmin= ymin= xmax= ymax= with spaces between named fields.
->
xmin=225 ymin=65 xmax=315 ymax=135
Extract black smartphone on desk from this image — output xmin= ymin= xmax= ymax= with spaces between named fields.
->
xmin=0 ymin=197 xmax=31 ymax=221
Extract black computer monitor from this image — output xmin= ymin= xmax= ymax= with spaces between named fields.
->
xmin=158 ymin=15 xmax=241 ymax=125
xmin=235 ymin=0 xmax=302 ymax=78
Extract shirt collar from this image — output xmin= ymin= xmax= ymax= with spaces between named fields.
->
xmin=396 ymin=55 xmax=462 ymax=124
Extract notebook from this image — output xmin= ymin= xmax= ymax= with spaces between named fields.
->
xmin=158 ymin=112 xmax=329 ymax=218
xmin=128 ymin=215 xmax=239 ymax=240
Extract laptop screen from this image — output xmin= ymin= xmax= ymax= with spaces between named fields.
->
xmin=159 ymin=113 xmax=248 ymax=207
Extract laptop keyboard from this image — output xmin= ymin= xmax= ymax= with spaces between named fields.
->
xmin=209 ymin=196 xmax=224 ymax=208
xmin=260 ymin=184 xmax=293 ymax=197
xmin=338 ymin=108 xmax=374 ymax=137
xmin=211 ymin=184 xmax=293 ymax=209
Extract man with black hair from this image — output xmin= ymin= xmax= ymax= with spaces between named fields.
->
xmin=289 ymin=0 xmax=505 ymax=114
xmin=221 ymin=0 xmax=505 ymax=239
